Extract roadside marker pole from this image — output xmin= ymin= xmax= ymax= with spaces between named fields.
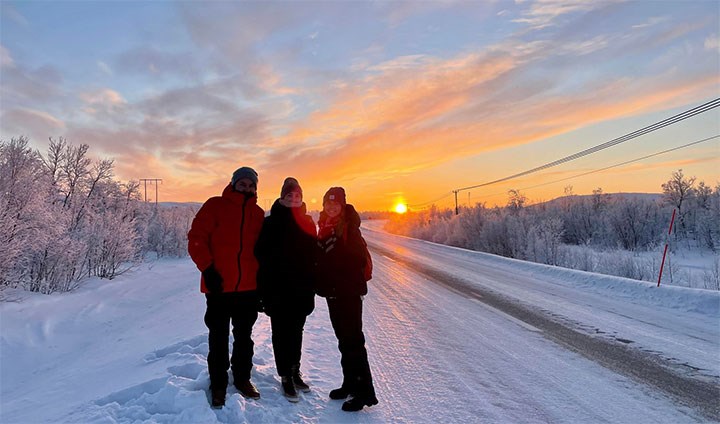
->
xmin=657 ymin=208 xmax=676 ymax=287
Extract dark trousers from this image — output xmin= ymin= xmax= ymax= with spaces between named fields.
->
xmin=270 ymin=311 xmax=307 ymax=376
xmin=204 ymin=291 xmax=259 ymax=389
xmin=327 ymin=296 xmax=375 ymax=396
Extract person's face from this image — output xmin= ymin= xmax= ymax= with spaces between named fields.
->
xmin=324 ymin=200 xmax=342 ymax=218
xmin=281 ymin=191 xmax=302 ymax=208
xmin=234 ymin=178 xmax=257 ymax=195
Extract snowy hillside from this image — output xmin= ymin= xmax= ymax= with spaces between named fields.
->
xmin=1 ymin=225 xmax=718 ymax=423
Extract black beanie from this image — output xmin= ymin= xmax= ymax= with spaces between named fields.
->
xmin=231 ymin=167 xmax=258 ymax=186
xmin=280 ymin=177 xmax=302 ymax=198
xmin=323 ymin=187 xmax=346 ymax=206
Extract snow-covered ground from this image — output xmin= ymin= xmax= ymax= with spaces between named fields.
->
xmin=1 ymin=224 xmax=718 ymax=423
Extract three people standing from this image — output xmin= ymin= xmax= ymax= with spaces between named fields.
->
xmin=189 ymin=170 xmax=378 ymax=412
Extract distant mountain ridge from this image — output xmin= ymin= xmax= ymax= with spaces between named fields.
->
xmin=158 ymin=201 xmax=203 ymax=209
xmin=538 ymin=192 xmax=663 ymax=208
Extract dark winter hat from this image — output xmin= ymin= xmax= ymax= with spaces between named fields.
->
xmin=231 ymin=167 xmax=258 ymax=186
xmin=280 ymin=177 xmax=302 ymax=198
xmin=323 ymin=187 xmax=346 ymax=206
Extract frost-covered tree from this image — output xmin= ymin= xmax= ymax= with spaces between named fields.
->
xmin=0 ymin=137 xmax=53 ymax=290
xmin=524 ymin=213 xmax=564 ymax=265
xmin=143 ymin=205 xmax=198 ymax=258
xmin=694 ymin=181 xmax=720 ymax=251
xmin=506 ymin=189 xmax=526 ymax=214
xmin=606 ymin=198 xmax=663 ymax=251
xmin=662 ymin=169 xmax=696 ymax=240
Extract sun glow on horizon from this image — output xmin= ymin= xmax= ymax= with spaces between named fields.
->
xmin=394 ymin=203 xmax=408 ymax=214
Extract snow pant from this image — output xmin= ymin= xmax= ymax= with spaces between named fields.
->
xmin=326 ymin=296 xmax=375 ymax=397
xmin=270 ymin=311 xmax=308 ymax=377
xmin=204 ymin=291 xmax=259 ymax=390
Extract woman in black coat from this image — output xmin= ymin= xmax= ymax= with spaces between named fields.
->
xmin=255 ymin=177 xmax=317 ymax=402
xmin=316 ymin=186 xmax=378 ymax=412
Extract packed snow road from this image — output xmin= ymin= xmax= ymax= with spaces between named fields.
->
xmin=361 ymin=225 xmax=719 ymax=422
xmin=2 ymin=224 xmax=718 ymax=423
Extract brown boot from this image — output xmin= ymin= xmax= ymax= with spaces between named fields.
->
xmin=281 ymin=376 xmax=299 ymax=403
xmin=291 ymin=365 xmax=311 ymax=393
xmin=234 ymin=379 xmax=260 ymax=399
xmin=210 ymin=387 xmax=226 ymax=408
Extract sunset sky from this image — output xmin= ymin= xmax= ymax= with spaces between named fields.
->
xmin=1 ymin=1 xmax=718 ymax=211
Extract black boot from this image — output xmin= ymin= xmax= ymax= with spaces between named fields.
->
xmin=281 ymin=376 xmax=299 ymax=402
xmin=342 ymin=394 xmax=379 ymax=411
xmin=210 ymin=387 xmax=226 ymax=408
xmin=329 ymin=386 xmax=352 ymax=400
xmin=292 ymin=365 xmax=310 ymax=393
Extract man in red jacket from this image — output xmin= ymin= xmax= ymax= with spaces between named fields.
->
xmin=188 ymin=166 xmax=265 ymax=408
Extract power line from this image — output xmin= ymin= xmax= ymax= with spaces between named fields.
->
xmin=411 ymin=134 xmax=718 ymax=211
xmin=472 ymin=134 xmax=719 ymax=203
xmin=406 ymin=98 xmax=719 ymax=212
xmin=408 ymin=191 xmax=454 ymax=208
xmin=455 ymin=98 xmax=719 ymax=193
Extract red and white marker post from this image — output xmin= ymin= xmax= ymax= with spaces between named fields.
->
xmin=657 ymin=208 xmax=676 ymax=287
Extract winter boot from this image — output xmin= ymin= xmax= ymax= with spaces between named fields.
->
xmin=329 ymin=386 xmax=352 ymax=400
xmin=210 ymin=387 xmax=226 ymax=408
xmin=292 ymin=365 xmax=310 ymax=393
xmin=342 ymin=394 xmax=379 ymax=412
xmin=281 ymin=376 xmax=299 ymax=402
xmin=234 ymin=379 xmax=261 ymax=399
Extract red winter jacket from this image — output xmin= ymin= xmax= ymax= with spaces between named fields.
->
xmin=188 ymin=184 xmax=265 ymax=293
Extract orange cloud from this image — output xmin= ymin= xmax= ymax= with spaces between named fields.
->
xmin=254 ymin=48 xmax=717 ymax=206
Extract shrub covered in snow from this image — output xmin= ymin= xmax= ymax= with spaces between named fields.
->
xmin=385 ymin=173 xmax=720 ymax=290
xmin=0 ymin=137 xmax=196 ymax=295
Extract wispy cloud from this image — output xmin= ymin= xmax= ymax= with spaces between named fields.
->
xmin=705 ymin=34 xmax=719 ymax=50
xmin=1 ymin=108 xmax=65 ymax=138
xmin=97 ymin=61 xmax=112 ymax=76
xmin=1 ymin=4 xmax=29 ymax=26
xmin=0 ymin=45 xmax=14 ymax=68
xmin=114 ymin=46 xmax=203 ymax=80
xmin=81 ymin=89 xmax=126 ymax=106
xmin=0 ymin=62 xmax=64 ymax=104
xmin=512 ymin=0 xmax=613 ymax=31
xmin=632 ymin=16 xmax=670 ymax=30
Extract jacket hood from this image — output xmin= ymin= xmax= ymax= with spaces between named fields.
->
xmin=344 ymin=204 xmax=361 ymax=229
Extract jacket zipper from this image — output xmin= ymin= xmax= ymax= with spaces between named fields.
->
xmin=234 ymin=196 xmax=249 ymax=292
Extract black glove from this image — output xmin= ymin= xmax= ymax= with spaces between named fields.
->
xmin=202 ymin=264 xmax=223 ymax=293
xmin=257 ymin=297 xmax=265 ymax=313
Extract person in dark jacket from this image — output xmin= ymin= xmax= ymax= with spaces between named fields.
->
xmin=255 ymin=177 xmax=317 ymax=402
xmin=188 ymin=166 xmax=265 ymax=408
xmin=316 ymin=187 xmax=379 ymax=412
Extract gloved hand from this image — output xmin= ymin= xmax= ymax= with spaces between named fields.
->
xmin=257 ymin=298 xmax=265 ymax=313
xmin=202 ymin=264 xmax=223 ymax=293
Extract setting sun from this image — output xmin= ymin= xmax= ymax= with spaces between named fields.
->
xmin=394 ymin=203 xmax=408 ymax=214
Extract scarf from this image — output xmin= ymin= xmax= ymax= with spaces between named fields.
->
xmin=317 ymin=214 xmax=343 ymax=254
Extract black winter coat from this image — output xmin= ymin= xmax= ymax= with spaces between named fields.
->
xmin=255 ymin=200 xmax=317 ymax=316
xmin=316 ymin=204 xmax=368 ymax=298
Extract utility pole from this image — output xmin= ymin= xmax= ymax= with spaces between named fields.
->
xmin=139 ymin=178 xmax=163 ymax=205
xmin=453 ymin=190 xmax=459 ymax=215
